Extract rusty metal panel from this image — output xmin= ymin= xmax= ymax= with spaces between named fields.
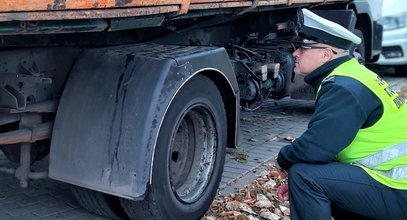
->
xmin=0 ymin=0 xmax=184 ymax=10
xmin=0 ymin=0 xmax=191 ymax=15
xmin=189 ymin=0 xmax=347 ymax=10
xmin=0 ymin=0 xmax=345 ymax=11
xmin=0 ymin=0 xmax=349 ymax=22
xmin=0 ymin=6 xmax=179 ymax=21
xmin=189 ymin=2 xmax=252 ymax=10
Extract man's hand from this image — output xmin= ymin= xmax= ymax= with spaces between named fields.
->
xmin=275 ymin=162 xmax=288 ymax=179
xmin=277 ymin=183 xmax=289 ymax=201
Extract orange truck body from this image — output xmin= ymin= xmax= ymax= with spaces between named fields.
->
xmin=0 ymin=0 xmax=347 ymax=21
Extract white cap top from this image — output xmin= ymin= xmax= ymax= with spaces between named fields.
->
xmin=301 ymin=8 xmax=361 ymax=49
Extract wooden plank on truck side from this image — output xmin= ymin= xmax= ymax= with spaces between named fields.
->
xmin=0 ymin=6 xmax=180 ymax=21
xmin=0 ymin=0 xmax=348 ymax=21
xmin=0 ymin=0 xmax=345 ymax=10
xmin=190 ymin=0 xmax=347 ymax=11
xmin=0 ymin=0 xmax=189 ymax=11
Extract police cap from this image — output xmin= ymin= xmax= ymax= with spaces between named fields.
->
xmin=300 ymin=9 xmax=361 ymax=50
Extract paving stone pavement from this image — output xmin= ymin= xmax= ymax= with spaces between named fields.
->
xmin=218 ymin=97 xmax=314 ymax=196
xmin=0 ymin=97 xmax=315 ymax=219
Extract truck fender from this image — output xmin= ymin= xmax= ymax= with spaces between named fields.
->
xmin=48 ymin=44 xmax=238 ymax=200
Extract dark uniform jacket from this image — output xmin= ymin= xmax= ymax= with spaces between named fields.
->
xmin=277 ymin=55 xmax=384 ymax=170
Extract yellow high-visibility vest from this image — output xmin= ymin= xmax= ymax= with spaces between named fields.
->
xmin=319 ymin=58 xmax=407 ymax=189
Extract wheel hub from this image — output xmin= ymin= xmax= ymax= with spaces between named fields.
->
xmin=169 ymin=105 xmax=217 ymax=203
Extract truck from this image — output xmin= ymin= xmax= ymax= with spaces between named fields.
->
xmin=0 ymin=0 xmax=381 ymax=219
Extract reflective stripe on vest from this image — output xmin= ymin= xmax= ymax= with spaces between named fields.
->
xmin=354 ymin=140 xmax=407 ymax=180
xmin=376 ymin=166 xmax=407 ymax=180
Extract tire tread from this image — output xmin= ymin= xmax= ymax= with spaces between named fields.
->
xmin=71 ymin=186 xmax=128 ymax=219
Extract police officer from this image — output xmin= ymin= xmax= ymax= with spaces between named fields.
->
xmin=276 ymin=9 xmax=407 ymax=220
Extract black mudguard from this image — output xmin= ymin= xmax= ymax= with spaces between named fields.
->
xmin=49 ymin=44 xmax=239 ymax=200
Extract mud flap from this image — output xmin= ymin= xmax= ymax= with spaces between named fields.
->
xmin=49 ymin=44 xmax=238 ymax=200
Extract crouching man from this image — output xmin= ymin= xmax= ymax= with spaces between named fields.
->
xmin=276 ymin=8 xmax=407 ymax=220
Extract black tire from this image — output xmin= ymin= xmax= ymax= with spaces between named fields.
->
xmin=120 ymin=75 xmax=227 ymax=220
xmin=352 ymin=29 xmax=366 ymax=64
xmin=71 ymin=186 xmax=129 ymax=219
xmin=395 ymin=65 xmax=407 ymax=76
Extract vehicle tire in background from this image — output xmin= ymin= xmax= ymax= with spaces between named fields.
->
xmin=71 ymin=186 xmax=129 ymax=219
xmin=395 ymin=65 xmax=407 ymax=75
xmin=120 ymin=75 xmax=227 ymax=220
xmin=352 ymin=29 xmax=366 ymax=64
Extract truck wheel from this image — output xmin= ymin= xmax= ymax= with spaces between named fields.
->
xmin=71 ymin=186 xmax=129 ymax=219
xmin=120 ymin=75 xmax=227 ymax=220
xmin=352 ymin=29 xmax=365 ymax=64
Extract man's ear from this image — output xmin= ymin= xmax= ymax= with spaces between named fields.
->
xmin=322 ymin=48 xmax=333 ymax=62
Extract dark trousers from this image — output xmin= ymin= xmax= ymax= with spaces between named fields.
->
xmin=288 ymin=162 xmax=407 ymax=220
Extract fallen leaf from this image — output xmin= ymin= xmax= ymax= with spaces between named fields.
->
xmin=202 ymin=216 xmax=217 ymax=220
xmin=263 ymin=180 xmax=277 ymax=190
xmin=266 ymin=136 xmax=278 ymax=142
xmin=239 ymin=203 xmax=256 ymax=215
xmin=220 ymin=210 xmax=242 ymax=217
xmin=260 ymin=211 xmax=280 ymax=220
xmin=248 ymin=215 xmax=260 ymax=220
xmin=274 ymin=207 xmax=282 ymax=216
xmin=279 ymin=205 xmax=288 ymax=213
xmin=225 ymin=201 xmax=241 ymax=211
xmin=245 ymin=190 xmax=253 ymax=199
xmin=284 ymin=136 xmax=296 ymax=142
xmin=228 ymin=151 xmax=249 ymax=163
xmin=269 ymin=171 xmax=280 ymax=178
xmin=242 ymin=199 xmax=256 ymax=205
xmin=254 ymin=194 xmax=273 ymax=208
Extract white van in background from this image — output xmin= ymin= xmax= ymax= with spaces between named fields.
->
xmin=375 ymin=0 xmax=407 ymax=73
